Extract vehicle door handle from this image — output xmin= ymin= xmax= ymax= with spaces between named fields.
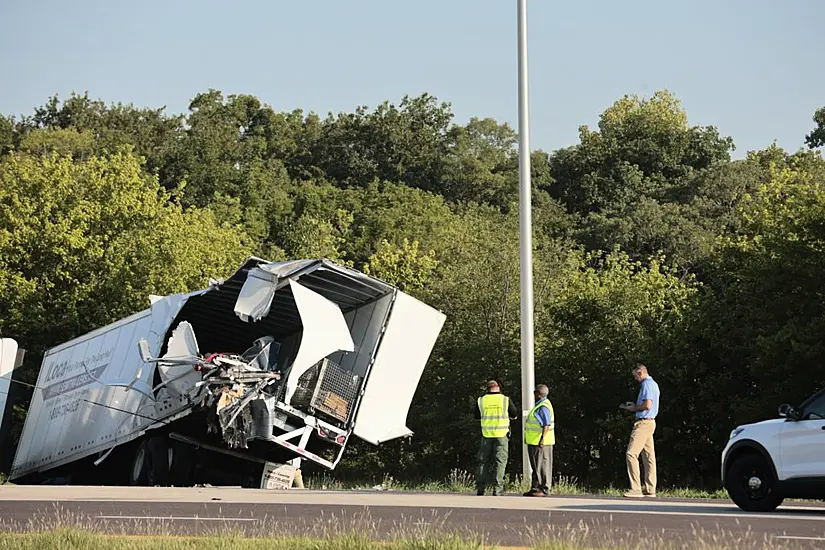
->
xmin=821 ymin=426 xmax=825 ymax=430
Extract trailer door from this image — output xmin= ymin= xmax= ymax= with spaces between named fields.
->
xmin=0 ymin=339 xmax=23 ymax=436
xmin=352 ymin=291 xmax=446 ymax=445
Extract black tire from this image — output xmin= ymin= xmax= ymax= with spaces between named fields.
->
xmin=129 ymin=440 xmax=151 ymax=486
xmin=129 ymin=437 xmax=171 ymax=486
xmin=725 ymin=452 xmax=784 ymax=512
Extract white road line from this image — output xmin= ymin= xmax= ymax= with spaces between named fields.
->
xmin=96 ymin=515 xmax=258 ymax=522
xmin=559 ymin=507 xmax=825 ymax=522
xmin=774 ymin=536 xmax=825 ymax=541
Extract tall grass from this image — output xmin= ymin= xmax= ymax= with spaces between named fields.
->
xmin=0 ymin=529 xmax=489 ymax=550
xmin=0 ymin=515 xmax=811 ymax=550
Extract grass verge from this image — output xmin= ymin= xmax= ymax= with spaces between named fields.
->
xmin=304 ymin=469 xmax=728 ymax=499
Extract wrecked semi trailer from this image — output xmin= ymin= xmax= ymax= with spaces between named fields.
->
xmin=9 ymin=258 xmax=446 ymax=488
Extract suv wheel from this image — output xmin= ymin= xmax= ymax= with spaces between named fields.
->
xmin=725 ymin=453 xmax=784 ymax=512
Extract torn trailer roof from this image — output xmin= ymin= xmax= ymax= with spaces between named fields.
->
xmin=9 ymin=257 xmax=446 ymax=483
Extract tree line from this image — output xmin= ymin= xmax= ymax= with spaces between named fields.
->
xmin=1 ymin=90 xmax=824 ymax=489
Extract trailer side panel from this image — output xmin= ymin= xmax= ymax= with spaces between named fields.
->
xmin=9 ymin=292 xmax=196 ymax=480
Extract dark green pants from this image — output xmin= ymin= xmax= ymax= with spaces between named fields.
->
xmin=476 ymin=436 xmax=509 ymax=494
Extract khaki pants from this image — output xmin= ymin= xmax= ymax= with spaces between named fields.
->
xmin=626 ymin=419 xmax=656 ymax=494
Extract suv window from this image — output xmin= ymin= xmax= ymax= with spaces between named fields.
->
xmin=800 ymin=390 xmax=825 ymax=420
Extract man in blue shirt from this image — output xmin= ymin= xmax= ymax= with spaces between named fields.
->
xmin=619 ymin=362 xmax=660 ymax=498
xmin=523 ymin=384 xmax=555 ymax=497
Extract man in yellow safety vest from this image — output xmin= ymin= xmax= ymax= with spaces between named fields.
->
xmin=474 ymin=379 xmax=519 ymax=496
xmin=523 ymin=384 xmax=554 ymax=497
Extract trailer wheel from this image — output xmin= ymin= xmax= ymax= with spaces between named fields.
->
xmin=129 ymin=437 xmax=171 ymax=486
xmin=130 ymin=440 xmax=150 ymax=485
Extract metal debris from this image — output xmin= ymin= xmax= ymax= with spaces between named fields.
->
xmin=146 ymin=324 xmax=285 ymax=449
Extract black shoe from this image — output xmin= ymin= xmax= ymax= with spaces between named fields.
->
xmin=523 ymin=490 xmax=543 ymax=497
xmin=476 ymin=490 xmax=484 ymax=496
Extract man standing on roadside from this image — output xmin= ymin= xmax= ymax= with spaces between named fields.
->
xmin=620 ymin=362 xmax=660 ymax=498
xmin=523 ymin=384 xmax=554 ymax=497
xmin=474 ymin=379 xmax=519 ymax=496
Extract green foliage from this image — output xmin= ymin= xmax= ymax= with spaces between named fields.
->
xmin=538 ymin=249 xmax=698 ymax=486
xmin=18 ymin=92 xmax=183 ymax=178
xmin=4 ymin=87 xmax=825 ymax=493
xmin=281 ymin=211 xmax=353 ymax=263
xmin=309 ymin=94 xmax=453 ymax=192
xmin=341 ymin=182 xmax=458 ymax=265
xmin=0 ymin=115 xmax=13 ymax=155
xmin=17 ymin=128 xmax=97 ymax=159
xmin=701 ymin=162 xmax=825 ymax=448
xmin=548 ymin=90 xmax=735 ymax=268
xmin=440 ymin=117 xmax=519 ymax=206
xmin=806 ymin=106 xmax=825 ymax=149
xmin=0 ymin=148 xmax=250 ymax=384
xmin=363 ymin=239 xmax=438 ymax=292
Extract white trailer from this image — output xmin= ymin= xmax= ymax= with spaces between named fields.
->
xmin=8 ymin=257 xmax=446 ymax=488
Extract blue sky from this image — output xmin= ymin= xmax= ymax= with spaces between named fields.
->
xmin=1 ymin=0 xmax=823 ymax=158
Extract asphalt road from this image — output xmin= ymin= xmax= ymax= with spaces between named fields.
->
xmin=1 ymin=486 xmax=825 ymax=548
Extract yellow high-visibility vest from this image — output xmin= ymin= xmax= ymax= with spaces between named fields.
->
xmin=524 ymin=399 xmax=555 ymax=446
xmin=478 ymin=393 xmax=510 ymax=438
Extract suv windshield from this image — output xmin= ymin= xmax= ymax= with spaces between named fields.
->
xmin=800 ymin=389 xmax=825 ymax=420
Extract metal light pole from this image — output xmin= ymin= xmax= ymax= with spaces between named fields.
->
xmin=517 ymin=0 xmax=535 ymax=485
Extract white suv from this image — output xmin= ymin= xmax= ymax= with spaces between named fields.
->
xmin=721 ymin=388 xmax=825 ymax=512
